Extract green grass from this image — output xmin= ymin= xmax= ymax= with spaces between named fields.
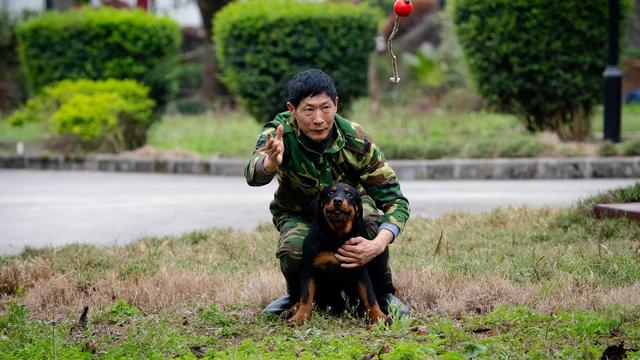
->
xmin=1 ymin=302 xmax=639 ymax=359
xmin=593 ymin=103 xmax=640 ymax=135
xmin=146 ymin=112 xmax=260 ymax=158
xmin=1 ymin=183 xmax=640 ymax=358
xmin=145 ymin=101 xmax=640 ymax=159
xmin=0 ymin=115 xmax=48 ymax=142
xmin=4 ymin=101 xmax=640 ymax=159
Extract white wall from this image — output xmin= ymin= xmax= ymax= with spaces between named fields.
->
xmin=153 ymin=0 xmax=201 ymax=28
xmin=2 ymin=0 xmax=202 ymax=28
xmin=2 ymin=0 xmax=45 ymax=15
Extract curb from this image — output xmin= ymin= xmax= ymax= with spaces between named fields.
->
xmin=1 ymin=155 xmax=639 ymax=180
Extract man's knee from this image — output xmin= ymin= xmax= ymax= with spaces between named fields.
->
xmin=278 ymin=254 xmax=301 ymax=279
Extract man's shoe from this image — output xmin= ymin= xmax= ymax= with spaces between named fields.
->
xmin=379 ymin=293 xmax=410 ymax=317
xmin=261 ymin=294 xmax=295 ymax=316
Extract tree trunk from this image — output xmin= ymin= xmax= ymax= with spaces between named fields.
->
xmin=196 ymin=0 xmax=233 ymax=107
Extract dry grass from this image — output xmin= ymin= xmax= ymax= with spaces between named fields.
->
xmin=1 ymin=202 xmax=639 ymax=319
xmin=395 ymin=268 xmax=640 ymax=317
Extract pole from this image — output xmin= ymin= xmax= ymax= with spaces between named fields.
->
xmin=45 ymin=0 xmax=54 ymax=10
xmin=603 ymin=0 xmax=622 ymax=143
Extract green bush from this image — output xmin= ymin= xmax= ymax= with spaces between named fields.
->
xmin=454 ymin=0 xmax=627 ymax=141
xmin=214 ymin=0 xmax=381 ymax=123
xmin=0 ymin=9 xmax=36 ymax=113
xmin=9 ymin=79 xmax=155 ymax=151
xmin=624 ymin=138 xmax=640 ymax=155
xmin=16 ymin=8 xmax=181 ymax=109
xmin=174 ymin=97 xmax=208 ymax=115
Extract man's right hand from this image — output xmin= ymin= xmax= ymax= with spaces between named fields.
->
xmin=263 ymin=125 xmax=284 ymax=173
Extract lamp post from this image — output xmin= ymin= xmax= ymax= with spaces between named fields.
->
xmin=603 ymin=0 xmax=622 ymax=143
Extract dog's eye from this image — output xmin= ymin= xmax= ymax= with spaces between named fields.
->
xmin=346 ymin=192 xmax=353 ymax=198
xmin=328 ymin=191 xmax=334 ymax=196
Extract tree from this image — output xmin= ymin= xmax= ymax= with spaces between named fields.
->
xmin=196 ymin=0 xmax=233 ymax=106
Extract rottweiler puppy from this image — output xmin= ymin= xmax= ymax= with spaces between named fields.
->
xmin=287 ymin=183 xmax=388 ymax=325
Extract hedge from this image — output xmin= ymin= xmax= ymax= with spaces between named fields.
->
xmin=16 ymin=8 xmax=181 ymax=109
xmin=9 ymin=79 xmax=155 ymax=152
xmin=214 ymin=0 xmax=382 ymax=123
xmin=454 ymin=0 xmax=628 ymax=141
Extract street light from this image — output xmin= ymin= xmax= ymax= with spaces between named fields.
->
xmin=603 ymin=0 xmax=622 ymax=143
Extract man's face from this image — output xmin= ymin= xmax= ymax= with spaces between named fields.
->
xmin=287 ymin=92 xmax=338 ymax=143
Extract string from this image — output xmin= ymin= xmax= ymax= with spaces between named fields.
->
xmin=387 ymin=15 xmax=401 ymax=84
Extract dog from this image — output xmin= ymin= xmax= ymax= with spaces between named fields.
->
xmin=287 ymin=183 xmax=388 ymax=325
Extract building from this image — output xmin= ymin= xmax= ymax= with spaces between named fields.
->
xmin=1 ymin=0 xmax=202 ymax=27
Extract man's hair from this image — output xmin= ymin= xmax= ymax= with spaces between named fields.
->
xmin=287 ymin=68 xmax=337 ymax=107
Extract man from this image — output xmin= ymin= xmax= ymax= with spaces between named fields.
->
xmin=245 ymin=68 xmax=410 ymax=316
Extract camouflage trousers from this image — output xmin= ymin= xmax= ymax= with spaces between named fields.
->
xmin=272 ymin=195 xmax=396 ymax=297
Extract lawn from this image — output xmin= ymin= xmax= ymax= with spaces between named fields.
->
xmin=1 ymin=183 xmax=639 ymax=358
xmin=145 ymin=101 xmax=640 ymax=159
xmin=3 ymin=102 xmax=640 ymax=159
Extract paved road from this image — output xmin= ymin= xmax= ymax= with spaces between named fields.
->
xmin=0 ymin=169 xmax=636 ymax=255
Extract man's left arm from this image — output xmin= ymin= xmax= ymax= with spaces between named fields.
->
xmin=336 ymin=142 xmax=410 ymax=268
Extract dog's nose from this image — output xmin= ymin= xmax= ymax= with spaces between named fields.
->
xmin=333 ymin=198 xmax=343 ymax=207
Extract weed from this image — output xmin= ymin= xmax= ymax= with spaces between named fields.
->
xmin=198 ymin=303 xmax=231 ymax=327
xmin=100 ymin=299 xmax=142 ymax=325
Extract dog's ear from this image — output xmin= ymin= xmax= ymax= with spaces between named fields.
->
xmin=355 ymin=191 xmax=364 ymax=224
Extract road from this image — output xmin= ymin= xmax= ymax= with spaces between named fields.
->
xmin=0 ymin=169 xmax=636 ymax=255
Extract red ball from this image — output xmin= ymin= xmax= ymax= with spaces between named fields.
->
xmin=393 ymin=0 xmax=413 ymax=17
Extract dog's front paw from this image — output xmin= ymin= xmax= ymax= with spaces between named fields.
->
xmin=280 ymin=303 xmax=299 ymax=319
xmin=287 ymin=311 xmax=310 ymax=326
xmin=369 ymin=310 xmax=391 ymax=325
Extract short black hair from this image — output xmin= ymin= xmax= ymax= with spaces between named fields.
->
xmin=287 ymin=68 xmax=337 ymax=108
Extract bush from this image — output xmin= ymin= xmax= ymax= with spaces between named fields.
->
xmin=214 ymin=0 xmax=381 ymax=123
xmin=599 ymin=140 xmax=620 ymax=156
xmin=454 ymin=0 xmax=627 ymax=141
xmin=174 ymin=97 xmax=208 ymax=115
xmin=8 ymin=79 xmax=155 ymax=152
xmin=624 ymin=138 xmax=640 ymax=155
xmin=16 ymin=8 xmax=181 ymax=109
xmin=0 ymin=10 xmax=36 ymax=113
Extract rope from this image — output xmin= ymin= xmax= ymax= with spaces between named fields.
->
xmin=387 ymin=15 xmax=401 ymax=84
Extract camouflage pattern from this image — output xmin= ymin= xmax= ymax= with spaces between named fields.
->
xmin=245 ymin=111 xmax=411 ymax=241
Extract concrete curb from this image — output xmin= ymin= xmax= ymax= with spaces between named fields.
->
xmin=1 ymin=155 xmax=639 ymax=180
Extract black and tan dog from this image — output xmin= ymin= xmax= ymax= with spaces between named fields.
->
xmin=287 ymin=183 xmax=388 ymax=325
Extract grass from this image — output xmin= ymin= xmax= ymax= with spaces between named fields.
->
xmin=4 ymin=101 xmax=640 ymax=159
xmin=0 ymin=115 xmax=48 ymax=142
xmin=1 ymin=183 xmax=640 ymax=358
xmin=146 ymin=112 xmax=259 ymax=158
xmin=147 ymin=100 xmax=640 ymax=159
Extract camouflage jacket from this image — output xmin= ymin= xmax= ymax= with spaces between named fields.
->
xmin=245 ymin=111 xmax=410 ymax=233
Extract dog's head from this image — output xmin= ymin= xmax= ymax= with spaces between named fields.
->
xmin=314 ymin=183 xmax=363 ymax=236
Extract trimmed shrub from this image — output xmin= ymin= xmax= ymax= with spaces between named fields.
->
xmin=624 ymin=138 xmax=640 ymax=155
xmin=0 ymin=9 xmax=36 ymax=113
xmin=214 ymin=0 xmax=381 ymax=123
xmin=174 ymin=97 xmax=208 ymax=115
xmin=454 ymin=0 xmax=627 ymax=141
xmin=9 ymin=79 xmax=155 ymax=152
xmin=16 ymin=8 xmax=181 ymax=109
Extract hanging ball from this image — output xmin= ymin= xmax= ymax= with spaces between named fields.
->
xmin=393 ymin=0 xmax=413 ymax=17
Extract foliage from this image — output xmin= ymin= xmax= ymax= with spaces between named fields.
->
xmin=16 ymin=8 xmax=181 ymax=109
xmin=174 ymin=98 xmax=208 ymax=115
xmin=214 ymin=0 xmax=381 ymax=123
xmin=0 ymin=9 xmax=36 ymax=113
xmin=454 ymin=0 xmax=628 ymax=141
xmin=8 ymin=79 xmax=155 ymax=152
xmin=404 ymin=43 xmax=444 ymax=90
xmin=107 ymin=300 xmax=142 ymax=323
xmin=198 ymin=303 xmax=232 ymax=326
xmin=624 ymin=138 xmax=640 ymax=155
